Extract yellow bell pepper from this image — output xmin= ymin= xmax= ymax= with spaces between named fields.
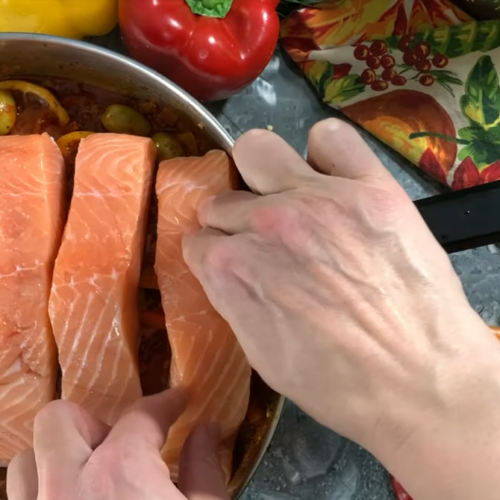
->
xmin=0 ymin=0 xmax=118 ymax=40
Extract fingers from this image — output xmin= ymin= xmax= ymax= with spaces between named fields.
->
xmin=307 ymin=118 xmax=395 ymax=182
xmin=183 ymin=227 xmax=229 ymax=284
xmin=33 ymin=400 xmax=110 ymax=493
xmin=198 ymin=190 xmax=260 ymax=234
xmin=206 ymin=121 xmax=392 ymax=234
xmin=34 ymin=400 xmax=110 ymax=466
xmin=233 ymin=129 xmax=315 ymax=195
xmin=103 ymin=388 xmax=188 ymax=451
xmin=7 ymin=449 xmax=38 ymax=500
xmin=178 ymin=424 xmax=230 ymax=500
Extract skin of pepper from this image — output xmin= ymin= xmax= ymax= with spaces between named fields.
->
xmin=0 ymin=0 xmax=118 ymax=39
xmin=119 ymin=0 xmax=281 ymax=102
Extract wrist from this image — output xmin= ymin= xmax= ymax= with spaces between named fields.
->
xmin=373 ymin=326 xmax=500 ymax=500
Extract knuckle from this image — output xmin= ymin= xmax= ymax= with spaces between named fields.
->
xmin=203 ymin=238 xmax=239 ymax=277
xmin=363 ymin=182 xmax=410 ymax=223
xmin=252 ymin=204 xmax=298 ymax=235
xmin=252 ymin=203 xmax=309 ymax=248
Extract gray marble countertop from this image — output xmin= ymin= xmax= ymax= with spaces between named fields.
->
xmin=94 ymin=33 xmax=499 ymax=500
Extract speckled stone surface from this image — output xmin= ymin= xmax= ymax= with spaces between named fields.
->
xmin=93 ymin=34 xmax=499 ymax=500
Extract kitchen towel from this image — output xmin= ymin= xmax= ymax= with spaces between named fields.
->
xmin=280 ymin=0 xmax=500 ymax=190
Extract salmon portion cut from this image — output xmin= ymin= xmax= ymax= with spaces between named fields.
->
xmin=0 ymin=134 xmax=65 ymax=463
xmin=49 ymin=133 xmax=156 ymax=425
xmin=155 ymin=150 xmax=251 ymax=480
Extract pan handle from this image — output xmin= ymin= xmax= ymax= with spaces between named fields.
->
xmin=415 ymin=180 xmax=500 ymax=254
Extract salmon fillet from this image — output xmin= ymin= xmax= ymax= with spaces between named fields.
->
xmin=155 ymin=150 xmax=251 ymax=480
xmin=0 ymin=134 xmax=65 ymax=463
xmin=49 ymin=133 xmax=156 ymax=425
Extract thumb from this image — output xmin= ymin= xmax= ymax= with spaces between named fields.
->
xmin=178 ymin=424 xmax=230 ymax=500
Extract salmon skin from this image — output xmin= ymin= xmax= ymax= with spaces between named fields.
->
xmin=49 ymin=133 xmax=156 ymax=425
xmin=0 ymin=134 xmax=65 ymax=464
xmin=155 ymin=150 xmax=251 ymax=481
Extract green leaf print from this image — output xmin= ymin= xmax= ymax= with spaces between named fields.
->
xmin=458 ymin=124 xmax=500 ymax=143
xmin=432 ymin=21 xmax=500 ymax=57
xmin=456 ymin=124 xmax=500 ymax=168
xmin=323 ymin=74 xmax=364 ymax=106
xmin=386 ymin=20 xmax=500 ymax=61
xmin=316 ymin=63 xmax=333 ymax=92
xmin=410 ymin=53 xmax=500 ymax=169
xmin=460 ymin=56 xmax=500 ymax=127
xmin=443 ymin=21 xmax=477 ymax=58
xmin=458 ymin=140 xmax=500 ymax=168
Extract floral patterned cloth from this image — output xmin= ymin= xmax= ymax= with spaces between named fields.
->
xmin=280 ymin=0 xmax=500 ymax=190
xmin=280 ymin=2 xmax=500 ymax=499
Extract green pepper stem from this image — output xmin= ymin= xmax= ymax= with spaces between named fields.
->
xmin=186 ymin=0 xmax=234 ymax=18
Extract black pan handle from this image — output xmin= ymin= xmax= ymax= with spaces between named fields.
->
xmin=415 ymin=180 xmax=500 ymax=254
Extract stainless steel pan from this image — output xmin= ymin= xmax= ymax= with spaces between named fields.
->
xmin=0 ymin=33 xmax=284 ymax=499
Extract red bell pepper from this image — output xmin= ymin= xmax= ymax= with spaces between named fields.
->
xmin=119 ymin=0 xmax=280 ymax=102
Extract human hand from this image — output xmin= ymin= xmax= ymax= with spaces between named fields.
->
xmin=183 ymin=119 xmax=500 ymax=500
xmin=7 ymin=389 xmax=228 ymax=500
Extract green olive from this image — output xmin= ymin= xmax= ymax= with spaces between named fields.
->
xmin=101 ymin=104 xmax=151 ymax=137
xmin=0 ymin=90 xmax=16 ymax=136
xmin=152 ymin=132 xmax=185 ymax=162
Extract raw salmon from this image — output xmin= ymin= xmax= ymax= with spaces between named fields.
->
xmin=155 ymin=150 xmax=251 ymax=480
xmin=0 ymin=134 xmax=65 ymax=463
xmin=49 ymin=133 xmax=156 ymax=425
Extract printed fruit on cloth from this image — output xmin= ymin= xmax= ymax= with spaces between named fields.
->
xmin=342 ymin=90 xmax=457 ymax=181
xmin=280 ymin=0 xmax=500 ymax=190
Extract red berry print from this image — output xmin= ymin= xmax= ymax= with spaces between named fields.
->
xmin=415 ymin=59 xmax=432 ymax=72
xmin=366 ymin=56 xmax=381 ymax=69
xmin=370 ymin=40 xmax=388 ymax=56
xmin=414 ymin=41 xmax=431 ymax=59
xmin=380 ymin=54 xmax=395 ymax=69
xmin=392 ymin=75 xmax=407 ymax=86
xmin=371 ymin=80 xmax=389 ymax=91
xmin=382 ymin=68 xmax=397 ymax=81
xmin=419 ymin=74 xmax=435 ymax=86
xmin=361 ymin=69 xmax=377 ymax=85
xmin=354 ymin=45 xmax=369 ymax=61
xmin=432 ymin=54 xmax=449 ymax=68
xmin=398 ymin=34 xmax=414 ymax=52
xmin=403 ymin=51 xmax=417 ymax=66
